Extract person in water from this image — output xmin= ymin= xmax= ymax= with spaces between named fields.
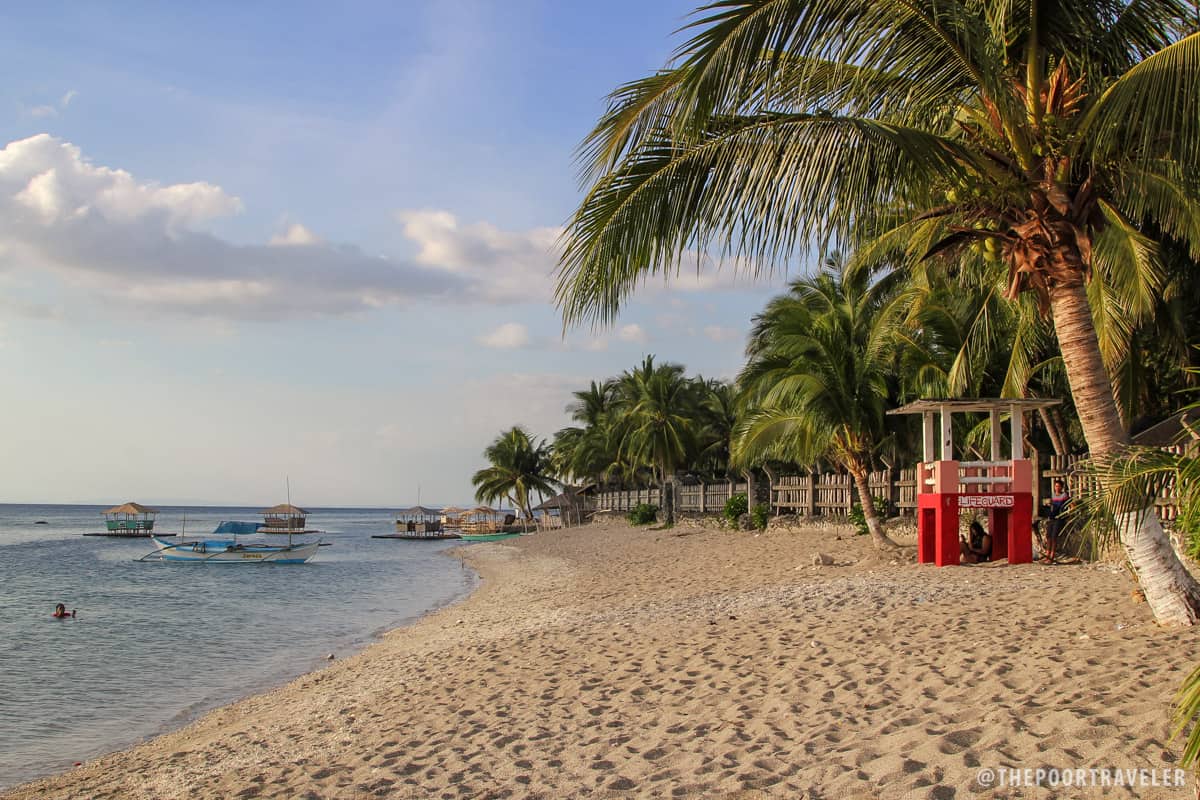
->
xmin=1042 ymin=479 xmax=1071 ymax=563
xmin=52 ymin=603 xmax=75 ymax=619
xmin=959 ymin=520 xmax=992 ymax=563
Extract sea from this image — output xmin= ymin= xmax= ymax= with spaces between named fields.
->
xmin=0 ymin=504 xmax=478 ymax=790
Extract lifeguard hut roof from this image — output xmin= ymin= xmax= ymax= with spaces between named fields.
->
xmin=887 ymin=398 xmax=1060 ymax=415
xmin=262 ymin=503 xmax=309 ymax=516
xmin=104 ymin=502 xmax=157 ymax=515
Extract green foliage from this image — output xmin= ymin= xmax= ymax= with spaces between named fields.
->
xmin=1175 ymin=661 xmax=1200 ymax=771
xmin=724 ymin=493 xmax=748 ymax=525
xmin=848 ymin=502 xmax=868 ymax=537
xmin=849 ymin=496 xmax=889 ymax=537
xmin=471 ymin=427 xmax=559 ymax=521
xmin=750 ymin=504 xmax=769 ymax=531
xmin=627 ymin=503 xmax=658 ymax=526
xmin=550 ymin=358 xmax=740 ymax=490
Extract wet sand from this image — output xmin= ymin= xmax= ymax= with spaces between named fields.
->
xmin=5 ymin=518 xmax=1196 ymax=799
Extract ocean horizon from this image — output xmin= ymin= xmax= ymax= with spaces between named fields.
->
xmin=0 ymin=503 xmax=478 ymax=790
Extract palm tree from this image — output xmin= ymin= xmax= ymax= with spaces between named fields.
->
xmin=618 ymin=356 xmax=698 ymax=524
xmin=472 ymin=426 xmax=559 ymax=523
xmin=694 ymin=378 xmax=740 ymax=478
xmin=558 ymin=2 xmax=1200 ymax=624
xmin=552 ymin=380 xmax=621 ymax=485
xmin=735 ymin=263 xmax=903 ymax=549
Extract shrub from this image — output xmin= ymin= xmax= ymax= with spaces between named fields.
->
xmin=724 ymin=493 xmax=748 ymax=526
xmin=627 ymin=503 xmax=658 ymax=526
xmin=751 ymin=504 xmax=770 ymax=531
xmin=849 ymin=495 xmax=889 ymax=536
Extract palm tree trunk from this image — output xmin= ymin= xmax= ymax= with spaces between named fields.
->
xmin=1039 ymin=407 xmax=1068 ymax=456
xmin=1050 ymin=281 xmax=1200 ymax=626
xmin=660 ymin=463 xmax=675 ymax=526
xmin=849 ymin=465 xmax=898 ymax=550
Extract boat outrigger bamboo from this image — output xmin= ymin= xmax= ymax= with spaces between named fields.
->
xmin=137 ymin=521 xmax=324 ymax=564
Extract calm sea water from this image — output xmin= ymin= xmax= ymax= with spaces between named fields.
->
xmin=0 ymin=504 xmax=478 ymax=790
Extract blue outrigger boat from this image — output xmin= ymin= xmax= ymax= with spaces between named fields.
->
xmin=137 ymin=521 xmax=323 ymax=564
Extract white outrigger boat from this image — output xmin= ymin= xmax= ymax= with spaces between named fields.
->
xmin=137 ymin=521 xmax=323 ymax=565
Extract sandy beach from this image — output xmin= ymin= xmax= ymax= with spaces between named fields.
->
xmin=6 ymin=518 xmax=1197 ymax=799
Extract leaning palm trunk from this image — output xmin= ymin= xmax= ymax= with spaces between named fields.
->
xmin=1051 ymin=282 xmax=1200 ymax=626
xmin=850 ymin=466 xmax=897 ymax=550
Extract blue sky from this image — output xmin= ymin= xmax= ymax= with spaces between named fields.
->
xmin=0 ymin=1 xmax=789 ymax=506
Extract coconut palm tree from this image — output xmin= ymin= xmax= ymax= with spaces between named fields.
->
xmin=472 ymin=426 xmax=559 ymax=523
xmin=618 ymin=356 xmax=699 ymax=524
xmin=694 ymin=377 xmax=740 ymax=478
xmin=735 ymin=263 xmax=905 ymax=548
xmin=558 ymin=1 xmax=1200 ymax=624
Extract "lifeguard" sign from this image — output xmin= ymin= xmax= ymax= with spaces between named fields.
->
xmin=958 ymin=495 xmax=1015 ymax=508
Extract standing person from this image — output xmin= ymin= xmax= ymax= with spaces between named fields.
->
xmin=1043 ymin=479 xmax=1071 ymax=564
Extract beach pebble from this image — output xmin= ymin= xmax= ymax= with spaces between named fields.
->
xmin=326 ymin=653 xmax=336 ymax=660
xmin=1078 ymin=634 xmax=1090 ymax=640
xmin=812 ymin=552 xmax=834 ymax=566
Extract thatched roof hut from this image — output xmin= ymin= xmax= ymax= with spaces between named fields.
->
xmin=104 ymin=502 xmax=158 ymax=516
xmin=395 ymin=505 xmax=442 ymax=520
xmin=261 ymin=503 xmax=309 ymax=530
xmin=103 ymin=502 xmax=158 ymax=532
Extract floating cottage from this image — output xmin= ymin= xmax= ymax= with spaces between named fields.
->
xmin=371 ymin=505 xmax=461 ymax=540
xmin=394 ymin=505 xmax=444 ymax=534
xmin=260 ymin=503 xmax=314 ymax=534
xmin=103 ymin=502 xmax=158 ymax=535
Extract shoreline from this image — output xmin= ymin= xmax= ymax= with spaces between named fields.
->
xmin=5 ymin=519 xmax=1197 ymax=799
xmin=0 ymin=541 xmax=481 ymax=795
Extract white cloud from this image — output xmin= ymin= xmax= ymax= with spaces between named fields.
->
xmin=703 ymin=325 xmax=742 ymax=343
xmin=617 ymin=323 xmax=648 ymax=344
xmin=0 ymin=136 xmax=767 ymax=324
xmin=0 ymin=135 xmax=463 ymax=319
xmin=477 ymin=322 xmax=531 ymax=349
xmin=29 ymin=105 xmax=57 ymax=119
xmin=269 ymin=223 xmax=320 ymax=246
xmin=397 ymin=209 xmax=560 ymax=303
xmin=61 ymin=90 xmax=77 ymax=107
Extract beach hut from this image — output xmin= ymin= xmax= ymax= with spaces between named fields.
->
xmin=103 ymin=502 xmax=158 ymax=533
xmin=439 ymin=506 xmax=468 ymax=529
xmin=533 ymin=487 xmax=593 ymax=529
xmin=261 ymin=503 xmax=310 ymax=533
xmin=395 ymin=505 xmax=443 ymax=534
xmin=461 ymin=506 xmax=501 ymax=534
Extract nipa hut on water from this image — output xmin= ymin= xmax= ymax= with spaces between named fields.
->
xmin=260 ymin=503 xmax=311 ymax=533
xmin=395 ymin=505 xmax=443 ymax=534
xmin=103 ymin=502 xmax=158 ymax=534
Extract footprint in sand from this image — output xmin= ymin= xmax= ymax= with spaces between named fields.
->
xmin=937 ymin=728 xmax=982 ymax=755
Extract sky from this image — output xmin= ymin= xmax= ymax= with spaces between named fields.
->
xmin=0 ymin=1 xmax=792 ymax=507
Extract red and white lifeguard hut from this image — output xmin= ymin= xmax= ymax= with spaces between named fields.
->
xmin=888 ymin=398 xmax=1060 ymax=566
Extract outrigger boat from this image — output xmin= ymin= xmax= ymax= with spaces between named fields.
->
xmin=458 ymin=531 xmax=524 ymax=543
xmin=137 ymin=521 xmax=323 ymax=564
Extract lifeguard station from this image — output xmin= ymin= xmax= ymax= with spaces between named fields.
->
xmin=888 ymin=399 xmax=1060 ymax=566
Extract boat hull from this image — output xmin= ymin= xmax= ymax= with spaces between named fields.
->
xmin=372 ymin=533 xmax=462 ymax=540
xmin=144 ymin=537 xmax=321 ymax=564
xmin=458 ymin=532 xmax=523 ymax=543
